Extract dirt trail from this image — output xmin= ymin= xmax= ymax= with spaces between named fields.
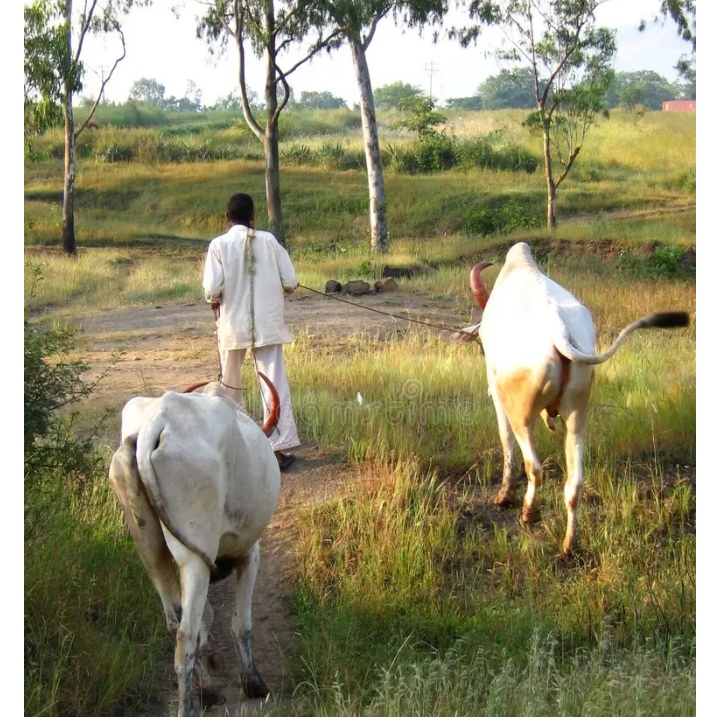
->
xmin=85 ymin=289 xmax=467 ymax=716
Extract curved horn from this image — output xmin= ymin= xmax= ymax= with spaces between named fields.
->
xmin=182 ymin=381 xmax=209 ymax=393
xmin=258 ymin=372 xmax=281 ymax=437
xmin=470 ymin=262 xmax=493 ymax=309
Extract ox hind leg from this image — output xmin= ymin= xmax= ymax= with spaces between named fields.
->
xmin=489 ymin=386 xmax=518 ymax=507
xmin=491 ymin=377 xmax=543 ymax=522
xmin=108 ymin=441 xmax=182 ymax=633
xmin=232 ymin=541 xmax=269 ymax=698
xmin=171 ymin=551 xmax=211 ymax=717
xmin=192 ymin=600 xmax=227 ymax=710
xmin=510 ymin=420 xmax=544 ymax=526
xmin=561 ymin=379 xmax=592 ymax=556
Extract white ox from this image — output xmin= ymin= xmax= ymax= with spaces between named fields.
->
xmin=108 ymin=379 xmax=281 ymax=717
xmin=452 ymin=242 xmax=688 ymax=555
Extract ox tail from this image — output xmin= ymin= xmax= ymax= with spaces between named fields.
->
xmin=258 ymin=372 xmax=280 ymax=437
xmin=135 ymin=415 xmax=218 ymax=574
xmin=555 ymin=312 xmax=689 ymax=366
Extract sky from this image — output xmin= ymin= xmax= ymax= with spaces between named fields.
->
xmin=76 ymin=0 xmax=695 ymax=108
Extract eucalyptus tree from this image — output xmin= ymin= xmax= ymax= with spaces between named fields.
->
xmin=315 ymin=1 xmax=448 ymax=254
xmin=24 ymin=0 xmax=142 ymax=255
xmin=463 ymin=0 xmax=615 ymax=230
xmin=198 ymin=1 xmax=343 ymax=247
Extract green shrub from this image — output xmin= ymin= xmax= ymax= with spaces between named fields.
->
xmin=462 ymin=197 xmax=543 ymax=237
xmin=384 ymin=133 xmax=458 ymax=174
xmin=458 ymin=137 xmax=538 ymax=173
xmin=24 ymin=267 xmax=96 ymax=489
xmin=648 ymin=245 xmax=687 ymax=277
xmin=383 ymin=133 xmax=538 ymax=175
xmin=676 ymin=166 xmax=696 ymax=192
xmin=617 ymin=244 xmax=692 ymax=279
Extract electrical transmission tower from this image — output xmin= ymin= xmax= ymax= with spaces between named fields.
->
xmin=424 ymin=60 xmax=440 ymax=100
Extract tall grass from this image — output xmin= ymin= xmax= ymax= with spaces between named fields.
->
xmin=285 ymin=633 xmax=695 ymax=717
xmin=25 ymin=472 xmax=168 ymax=717
xmin=289 ymin=459 xmax=694 ymax=715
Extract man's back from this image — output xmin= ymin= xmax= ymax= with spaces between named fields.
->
xmin=203 ymin=224 xmax=297 ymax=349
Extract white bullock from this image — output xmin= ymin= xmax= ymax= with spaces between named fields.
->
xmin=109 ymin=378 xmax=281 ymax=717
xmin=452 ymin=242 xmax=688 ymax=555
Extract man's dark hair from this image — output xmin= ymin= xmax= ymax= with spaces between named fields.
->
xmin=226 ymin=193 xmax=254 ymax=225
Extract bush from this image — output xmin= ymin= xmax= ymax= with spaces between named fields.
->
xmin=648 ymin=245 xmax=687 ymax=277
xmin=384 ymin=133 xmax=538 ymax=175
xmin=281 ymin=143 xmax=365 ymax=171
xmin=24 ymin=269 xmax=96 ymax=495
xmin=384 ymin=133 xmax=458 ymax=174
xmin=461 ymin=197 xmax=543 ymax=237
xmin=616 ymin=244 xmax=693 ymax=279
xmin=458 ymin=137 xmax=538 ymax=173
xmin=676 ymin=166 xmax=696 ymax=192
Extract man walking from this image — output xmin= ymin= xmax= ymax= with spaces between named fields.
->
xmin=203 ymin=192 xmax=300 ymax=470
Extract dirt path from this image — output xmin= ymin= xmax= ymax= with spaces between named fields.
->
xmin=77 ymin=289 xmax=475 ymax=418
xmin=84 ymin=289 xmax=468 ymax=716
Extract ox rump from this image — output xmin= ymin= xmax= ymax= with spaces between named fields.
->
xmin=109 ymin=380 xmax=281 ymax=717
xmin=451 ymin=242 xmax=689 ymax=555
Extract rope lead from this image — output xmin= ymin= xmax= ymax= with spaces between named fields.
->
xmin=296 ymin=283 xmax=478 ymax=336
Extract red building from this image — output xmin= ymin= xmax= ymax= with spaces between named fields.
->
xmin=662 ymin=100 xmax=696 ymax=112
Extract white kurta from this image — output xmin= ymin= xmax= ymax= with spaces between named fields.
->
xmin=202 ymin=225 xmax=298 ymax=350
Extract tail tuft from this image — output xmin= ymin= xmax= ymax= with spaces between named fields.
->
xmin=642 ymin=312 xmax=690 ymax=329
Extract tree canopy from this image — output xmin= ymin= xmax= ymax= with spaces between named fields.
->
xmin=291 ymin=90 xmax=347 ymax=110
xmin=373 ymin=81 xmax=423 ymax=110
xmin=477 ymin=67 xmax=538 ymax=109
xmin=604 ymin=70 xmax=675 ymax=110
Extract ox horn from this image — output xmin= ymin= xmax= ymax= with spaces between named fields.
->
xmin=470 ymin=261 xmax=493 ymax=309
xmin=258 ymin=372 xmax=281 ymax=437
xmin=182 ymin=381 xmax=209 ymax=393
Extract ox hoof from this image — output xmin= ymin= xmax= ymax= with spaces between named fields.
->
xmin=520 ymin=507 xmax=542 ymax=526
xmin=243 ymin=675 xmax=270 ymax=700
xmin=245 ymin=683 xmax=270 ymax=700
xmin=494 ymin=491 xmax=515 ymax=508
xmin=198 ymin=686 xmax=226 ymax=709
xmin=562 ymin=539 xmax=577 ymax=558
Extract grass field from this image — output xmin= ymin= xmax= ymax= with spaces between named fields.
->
xmin=24 ymin=107 xmax=696 ymax=717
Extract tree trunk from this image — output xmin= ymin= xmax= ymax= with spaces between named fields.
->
xmin=62 ymin=97 xmax=77 ymax=254
xmin=547 ymin=182 xmax=556 ymax=230
xmin=542 ymin=124 xmax=556 ymax=230
xmin=263 ymin=126 xmax=284 ymax=246
xmin=350 ymin=40 xmax=388 ymax=254
xmin=263 ymin=7 xmax=284 ymax=247
xmin=62 ymin=5 xmax=76 ymax=256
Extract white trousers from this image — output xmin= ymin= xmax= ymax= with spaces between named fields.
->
xmin=219 ymin=344 xmax=301 ymax=453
